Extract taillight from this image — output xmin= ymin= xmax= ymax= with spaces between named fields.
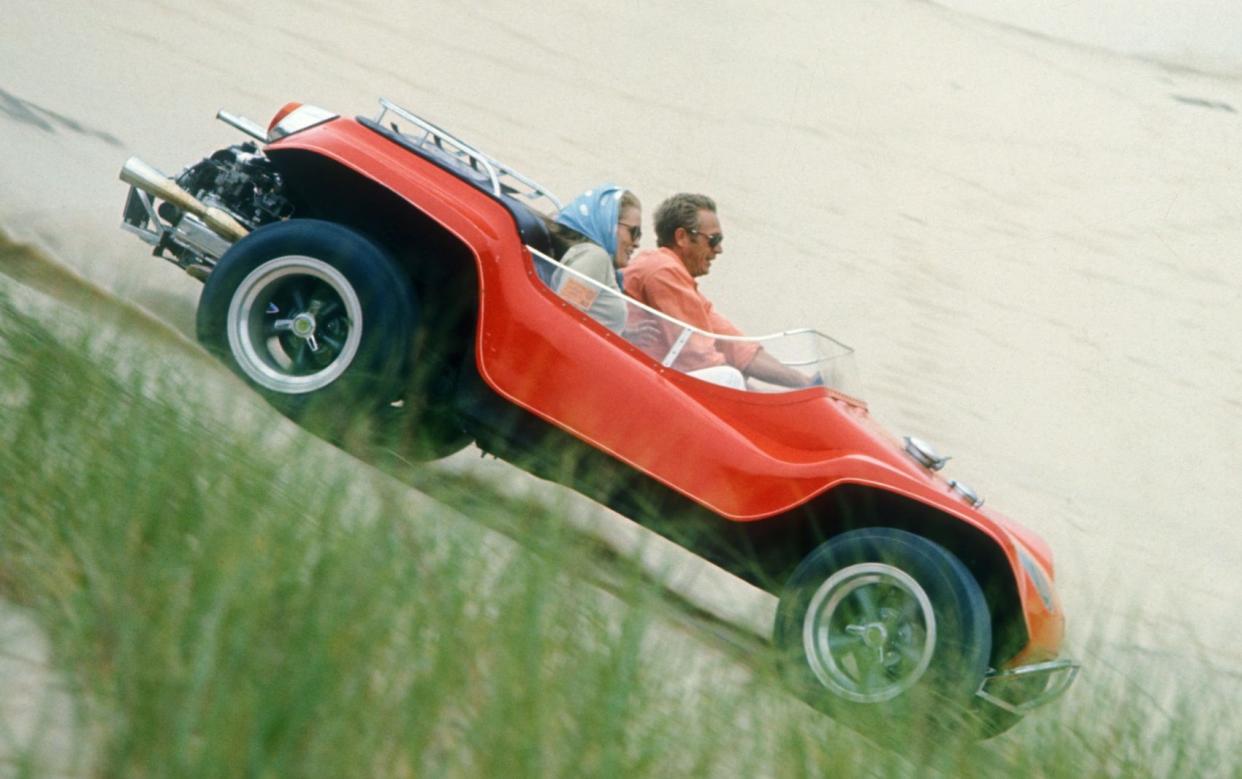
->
xmin=267 ymin=102 xmax=303 ymax=134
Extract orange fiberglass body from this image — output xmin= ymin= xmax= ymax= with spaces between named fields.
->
xmin=118 ymin=100 xmax=1077 ymax=732
xmin=270 ymin=115 xmax=1064 ymax=663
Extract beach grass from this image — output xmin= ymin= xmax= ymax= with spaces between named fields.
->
xmin=0 ymin=279 xmax=1238 ymax=779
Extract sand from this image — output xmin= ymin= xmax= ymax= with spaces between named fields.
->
xmin=2 ymin=0 xmax=1240 ymax=739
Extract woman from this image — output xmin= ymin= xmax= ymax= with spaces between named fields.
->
xmin=548 ymin=184 xmax=642 ymax=333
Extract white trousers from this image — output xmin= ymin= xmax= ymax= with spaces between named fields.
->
xmin=687 ymin=365 xmax=747 ymax=390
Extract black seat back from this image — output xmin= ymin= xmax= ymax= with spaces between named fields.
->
xmin=359 ymin=117 xmax=554 ymax=258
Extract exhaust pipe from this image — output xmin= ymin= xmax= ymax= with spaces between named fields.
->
xmin=119 ymin=157 xmax=249 ymax=242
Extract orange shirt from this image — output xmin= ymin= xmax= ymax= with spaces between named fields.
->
xmin=622 ymin=247 xmax=760 ymax=373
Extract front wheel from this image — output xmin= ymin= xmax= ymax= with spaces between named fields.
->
xmin=197 ymin=219 xmax=416 ymax=436
xmin=774 ymin=528 xmax=991 ymax=737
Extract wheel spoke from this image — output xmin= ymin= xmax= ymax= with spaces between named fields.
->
xmin=319 ymin=333 xmax=344 ymax=353
xmin=291 ymin=338 xmax=310 ymax=369
xmin=879 ymin=606 xmax=900 ymax=629
xmin=317 ymin=299 xmax=341 ymax=318
xmin=267 ymin=318 xmax=295 ymax=336
xmin=860 ymin=655 xmax=887 ymax=691
xmin=852 ymin=584 xmax=879 ymax=622
xmin=829 ymin=631 xmax=863 ymax=655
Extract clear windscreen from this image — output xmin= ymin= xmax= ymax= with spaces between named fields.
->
xmin=530 ymin=248 xmax=859 ymax=395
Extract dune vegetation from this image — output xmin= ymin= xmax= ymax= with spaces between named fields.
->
xmin=1 ymin=239 xmax=1236 ymax=777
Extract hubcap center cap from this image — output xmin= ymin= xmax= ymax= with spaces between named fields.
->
xmin=291 ymin=313 xmax=316 ymax=338
xmin=861 ymin=623 xmax=888 ymax=649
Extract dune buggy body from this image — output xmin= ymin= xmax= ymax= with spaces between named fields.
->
xmin=119 ymin=99 xmax=1077 ymax=735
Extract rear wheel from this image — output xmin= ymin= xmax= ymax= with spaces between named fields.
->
xmin=197 ymin=219 xmax=418 ymax=438
xmin=775 ymin=528 xmax=991 ymax=738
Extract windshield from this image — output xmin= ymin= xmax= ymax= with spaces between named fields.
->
xmin=529 ymin=247 xmax=859 ymax=395
xmin=362 ymin=101 xmax=857 ymax=395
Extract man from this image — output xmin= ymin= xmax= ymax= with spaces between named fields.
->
xmin=622 ymin=193 xmax=812 ymax=388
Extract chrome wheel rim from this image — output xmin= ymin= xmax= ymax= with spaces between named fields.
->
xmin=802 ymin=563 xmax=937 ymax=703
xmin=226 ymin=255 xmax=363 ymax=394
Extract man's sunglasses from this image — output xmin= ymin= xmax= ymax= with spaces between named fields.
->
xmin=689 ymin=228 xmax=723 ymax=248
xmin=620 ymin=222 xmax=642 ymax=242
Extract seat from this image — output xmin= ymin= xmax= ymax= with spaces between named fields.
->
xmin=359 ymin=116 xmax=554 ymax=258
xmin=500 ymin=194 xmax=553 ymax=258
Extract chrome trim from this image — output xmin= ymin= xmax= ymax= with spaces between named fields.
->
xmin=903 ymin=436 xmax=949 ymax=470
xmin=976 ymin=658 xmax=1080 ymax=715
xmin=949 ymin=478 xmax=984 ymax=508
xmin=173 ymin=212 xmax=232 ymax=261
xmin=377 ymin=98 xmax=562 ymax=212
xmin=119 ymin=219 xmax=162 ymax=247
xmin=802 ymin=563 xmax=937 ymax=703
xmin=663 ymin=327 xmax=694 ymax=367
xmin=121 ymin=186 xmax=165 ymax=246
xmin=119 ymin=156 xmax=248 ymax=241
xmin=216 ymin=110 xmax=267 ymax=142
xmin=120 ymin=182 xmax=231 ymax=277
xmin=226 ymin=255 xmax=364 ymax=394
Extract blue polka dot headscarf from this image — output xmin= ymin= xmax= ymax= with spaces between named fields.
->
xmin=554 ymin=183 xmax=624 ymax=259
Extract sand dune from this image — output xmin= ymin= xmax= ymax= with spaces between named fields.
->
xmin=2 ymin=0 xmax=1240 ymax=729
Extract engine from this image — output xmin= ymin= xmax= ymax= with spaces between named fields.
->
xmin=171 ymin=143 xmax=293 ymax=231
xmin=121 ymin=143 xmax=294 ymax=278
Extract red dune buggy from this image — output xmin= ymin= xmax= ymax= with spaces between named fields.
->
xmin=119 ymin=99 xmax=1077 ymax=737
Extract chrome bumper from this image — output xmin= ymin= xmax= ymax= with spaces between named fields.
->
xmin=975 ymin=658 xmax=1080 ymax=715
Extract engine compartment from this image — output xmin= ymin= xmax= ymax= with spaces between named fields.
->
xmin=121 ymin=142 xmax=293 ymax=276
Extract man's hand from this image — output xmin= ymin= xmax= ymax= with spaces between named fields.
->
xmin=743 ymin=349 xmax=816 ymax=388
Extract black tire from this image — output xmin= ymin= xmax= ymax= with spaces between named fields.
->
xmin=775 ymin=528 xmax=991 ymax=737
xmin=371 ymin=400 xmax=473 ymax=462
xmin=197 ymin=219 xmax=416 ymax=435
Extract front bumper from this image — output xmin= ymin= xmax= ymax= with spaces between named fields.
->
xmin=975 ymin=658 xmax=1080 ymax=715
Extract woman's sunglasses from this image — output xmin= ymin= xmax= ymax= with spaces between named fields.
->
xmin=619 ymin=222 xmax=642 ymax=242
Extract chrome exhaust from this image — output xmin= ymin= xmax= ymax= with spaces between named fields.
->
xmin=216 ymin=110 xmax=268 ymax=142
xmin=118 ymin=157 xmax=249 ymax=242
